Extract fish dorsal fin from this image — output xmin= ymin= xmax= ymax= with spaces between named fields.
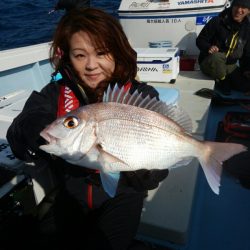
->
xmin=103 ymin=83 xmax=193 ymax=133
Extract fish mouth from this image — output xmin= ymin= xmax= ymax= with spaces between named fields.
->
xmin=40 ymin=130 xmax=57 ymax=145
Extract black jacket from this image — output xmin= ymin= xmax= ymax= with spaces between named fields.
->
xmin=6 ymin=67 xmax=169 ymax=197
xmin=196 ymin=7 xmax=250 ymax=71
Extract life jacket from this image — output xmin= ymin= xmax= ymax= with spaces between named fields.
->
xmin=55 ymin=71 xmax=96 ymax=208
xmin=57 ymin=84 xmax=80 ymax=117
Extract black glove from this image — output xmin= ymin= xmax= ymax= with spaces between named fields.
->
xmin=121 ymin=169 xmax=169 ymax=192
xmin=7 ymin=110 xmax=55 ymax=161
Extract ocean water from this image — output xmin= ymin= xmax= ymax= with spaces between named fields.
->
xmin=0 ymin=0 xmax=121 ymax=51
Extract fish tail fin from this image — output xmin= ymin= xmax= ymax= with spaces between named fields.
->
xmin=199 ymin=141 xmax=247 ymax=195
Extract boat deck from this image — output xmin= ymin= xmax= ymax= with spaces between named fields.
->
xmin=139 ymin=71 xmax=250 ymax=250
xmin=0 ymin=67 xmax=250 ymax=250
xmin=187 ymin=92 xmax=250 ymax=250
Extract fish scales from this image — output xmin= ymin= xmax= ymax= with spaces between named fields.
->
xmin=83 ymin=103 xmax=183 ymax=134
xmin=92 ymin=106 xmax=198 ymax=170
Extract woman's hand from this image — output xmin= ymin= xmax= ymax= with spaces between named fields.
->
xmin=208 ymin=45 xmax=219 ymax=54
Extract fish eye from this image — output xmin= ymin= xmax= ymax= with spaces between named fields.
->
xmin=63 ymin=116 xmax=79 ymax=129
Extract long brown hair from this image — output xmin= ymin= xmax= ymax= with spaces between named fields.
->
xmin=50 ymin=8 xmax=137 ymax=102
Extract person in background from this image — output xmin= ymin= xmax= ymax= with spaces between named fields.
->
xmin=196 ymin=0 xmax=250 ymax=95
xmin=7 ymin=7 xmax=170 ymax=250
xmin=54 ymin=0 xmax=90 ymax=11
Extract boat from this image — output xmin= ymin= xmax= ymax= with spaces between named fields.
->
xmin=118 ymin=0 xmax=231 ymax=55
xmin=1 ymin=2 xmax=250 ymax=249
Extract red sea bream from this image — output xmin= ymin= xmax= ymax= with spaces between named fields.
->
xmin=40 ymin=84 xmax=247 ymax=197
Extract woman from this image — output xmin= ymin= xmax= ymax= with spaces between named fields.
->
xmin=7 ymin=8 xmax=169 ymax=250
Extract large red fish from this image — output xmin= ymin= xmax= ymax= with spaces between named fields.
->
xmin=40 ymin=84 xmax=247 ymax=197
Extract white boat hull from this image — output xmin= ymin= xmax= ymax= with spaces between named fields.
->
xmin=118 ymin=0 xmax=230 ymax=55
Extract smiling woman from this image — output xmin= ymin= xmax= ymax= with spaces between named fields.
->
xmin=69 ymin=31 xmax=115 ymax=89
xmin=50 ymin=7 xmax=138 ymax=103
xmin=6 ymin=7 xmax=170 ymax=250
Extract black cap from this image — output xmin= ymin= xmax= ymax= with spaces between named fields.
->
xmin=232 ymin=0 xmax=250 ymax=8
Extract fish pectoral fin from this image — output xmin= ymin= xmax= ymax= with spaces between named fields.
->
xmin=97 ymin=146 xmax=130 ymax=171
xmin=99 ymin=171 xmax=120 ymax=197
xmin=97 ymin=147 xmax=132 ymax=197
